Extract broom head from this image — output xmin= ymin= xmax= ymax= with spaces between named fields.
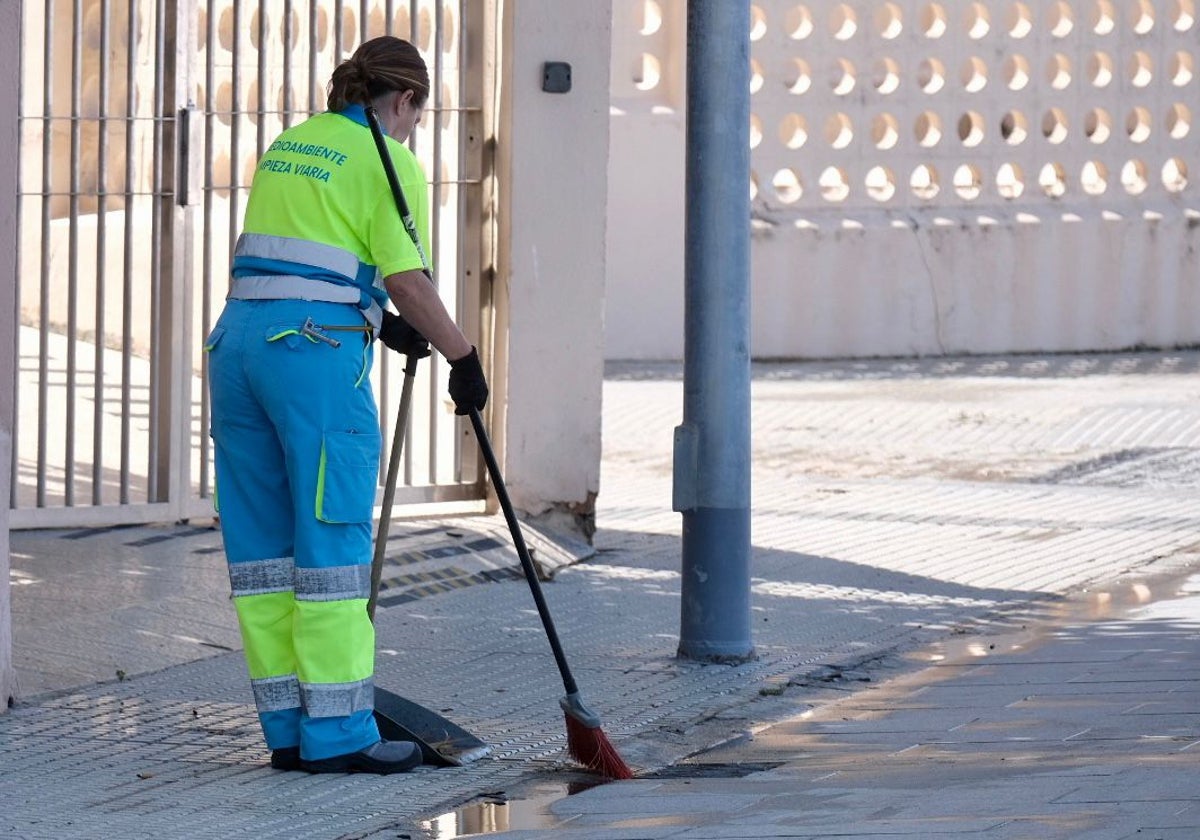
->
xmin=561 ymin=693 xmax=634 ymax=780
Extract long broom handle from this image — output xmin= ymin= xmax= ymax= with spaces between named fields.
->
xmin=468 ymin=407 xmax=580 ymax=697
xmin=363 ymin=107 xmax=432 ymax=280
xmin=368 ymin=353 xmax=419 ymax=622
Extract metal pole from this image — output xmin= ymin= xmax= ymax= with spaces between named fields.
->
xmin=674 ymin=0 xmax=753 ymax=662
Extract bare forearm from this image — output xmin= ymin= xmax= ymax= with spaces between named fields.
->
xmin=383 ymin=269 xmax=472 ymax=361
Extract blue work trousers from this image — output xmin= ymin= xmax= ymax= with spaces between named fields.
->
xmin=206 ymin=298 xmax=383 ymax=760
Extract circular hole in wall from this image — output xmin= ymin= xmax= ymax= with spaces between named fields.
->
xmin=634 ymin=53 xmax=661 ymax=90
xmin=1130 ymin=0 xmax=1156 ymax=33
xmin=1129 ymin=51 xmax=1154 ymax=86
xmin=779 ymin=113 xmax=808 ymax=148
xmin=1047 ymin=54 xmax=1072 ymax=89
xmin=1081 ymin=160 xmax=1109 ymax=195
xmin=966 ymin=3 xmax=991 ymax=38
xmin=1163 ymin=158 xmax=1189 ymax=192
xmin=1039 ymin=162 xmax=1068 ymax=197
xmin=1121 ymin=159 xmax=1149 ymax=194
xmin=1049 ymin=1 xmax=1074 ymax=36
xmin=640 ymin=0 xmax=664 ymax=35
xmin=1170 ymin=51 xmax=1194 ymax=85
xmin=954 ymin=164 xmax=983 ymax=199
xmin=750 ymin=5 xmax=768 ymax=40
xmin=919 ymin=57 xmax=946 ymax=93
xmin=830 ymin=58 xmax=857 ymax=95
xmin=922 ymin=3 xmax=948 ymax=37
xmin=1126 ymin=106 xmax=1153 ymax=142
xmin=1090 ymin=0 xmax=1116 ymax=33
xmin=873 ymin=58 xmax=901 ymax=94
xmin=750 ymin=59 xmax=765 ymax=94
xmin=825 ymin=112 xmax=854 ymax=148
xmin=961 ymin=56 xmax=988 ymax=92
xmin=996 ymin=163 xmax=1025 ymax=198
xmin=1167 ymin=103 xmax=1192 ymax=139
xmin=787 ymin=4 xmax=814 ymax=39
xmin=915 ymin=111 xmax=943 ymax=146
xmin=786 ymin=58 xmax=812 ymax=94
xmin=1008 ymin=2 xmax=1033 ymax=37
xmin=865 ymin=166 xmax=897 ymax=201
xmin=876 ymin=3 xmax=904 ymax=38
xmin=1004 ymin=54 xmax=1031 ymax=89
xmin=819 ymin=166 xmax=850 ymax=201
xmin=1089 ymin=51 xmax=1114 ymax=86
xmin=216 ymin=80 xmax=234 ymax=125
xmin=750 ymin=113 xmax=763 ymax=149
xmin=772 ymin=168 xmax=803 ymax=203
xmin=1001 ymin=110 xmax=1029 ymax=144
xmin=831 ymin=4 xmax=858 ymax=39
xmin=1085 ymin=108 xmax=1113 ymax=143
xmin=1175 ymin=0 xmax=1197 ymax=30
xmin=872 ymin=113 xmax=900 ymax=149
xmin=910 ymin=164 xmax=940 ymax=199
xmin=1042 ymin=108 xmax=1069 ymax=143
xmin=958 ymin=111 xmax=986 ymax=146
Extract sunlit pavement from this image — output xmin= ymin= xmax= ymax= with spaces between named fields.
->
xmin=5 ymin=351 xmax=1200 ymax=839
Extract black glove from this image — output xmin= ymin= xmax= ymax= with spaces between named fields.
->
xmin=448 ymin=347 xmax=488 ymax=416
xmin=378 ymin=311 xmax=431 ymax=358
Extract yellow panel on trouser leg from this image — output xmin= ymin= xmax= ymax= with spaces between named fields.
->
xmin=233 ymin=591 xmax=297 ymax=679
xmin=293 ymin=598 xmax=375 ymax=684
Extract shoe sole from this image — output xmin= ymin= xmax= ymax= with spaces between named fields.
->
xmin=302 ymin=753 xmax=422 ymax=774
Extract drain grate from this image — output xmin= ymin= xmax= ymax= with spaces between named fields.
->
xmin=640 ymin=761 xmax=784 ymax=779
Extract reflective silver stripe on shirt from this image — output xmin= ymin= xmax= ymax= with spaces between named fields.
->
xmin=236 ymin=232 xmax=361 ymax=280
xmin=251 ymin=674 xmax=302 ymax=712
xmin=229 ymin=556 xmax=295 ymax=596
xmin=227 ymin=275 xmax=383 ymax=333
xmin=300 ymin=677 xmax=374 ymax=718
xmin=294 ymin=564 xmax=373 ymax=602
xmin=229 ymin=274 xmax=362 ymax=304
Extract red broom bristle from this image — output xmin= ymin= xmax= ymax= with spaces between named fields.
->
xmin=564 ymin=713 xmax=635 ymax=780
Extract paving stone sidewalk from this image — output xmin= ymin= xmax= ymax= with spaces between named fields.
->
xmin=4 ymin=351 xmax=1200 ymax=839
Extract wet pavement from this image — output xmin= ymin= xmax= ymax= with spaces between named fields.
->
xmin=4 ymin=351 xmax=1200 ymax=838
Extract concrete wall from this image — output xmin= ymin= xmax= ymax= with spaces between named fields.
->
xmin=0 ymin=0 xmax=19 ymax=710
xmin=606 ymin=0 xmax=1200 ymax=361
xmin=495 ymin=0 xmax=612 ymax=534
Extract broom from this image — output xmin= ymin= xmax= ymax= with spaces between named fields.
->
xmin=467 ymin=407 xmax=633 ymax=780
xmin=363 ymin=104 xmax=631 ymax=779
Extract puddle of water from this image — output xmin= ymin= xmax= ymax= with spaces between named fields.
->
xmin=420 ymin=779 xmax=600 ymax=838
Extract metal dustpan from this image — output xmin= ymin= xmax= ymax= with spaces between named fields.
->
xmin=368 ymin=353 xmax=490 ymax=768
xmin=374 ymin=687 xmax=491 ymax=766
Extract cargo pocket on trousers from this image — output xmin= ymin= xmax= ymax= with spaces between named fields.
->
xmin=315 ymin=430 xmax=380 ymax=524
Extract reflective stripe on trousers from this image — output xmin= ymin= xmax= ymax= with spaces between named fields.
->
xmin=207 ymin=297 xmax=382 ymax=761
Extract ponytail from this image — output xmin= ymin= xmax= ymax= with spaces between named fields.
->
xmin=326 ymin=36 xmax=430 ymax=112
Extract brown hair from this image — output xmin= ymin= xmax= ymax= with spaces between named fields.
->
xmin=326 ymin=36 xmax=430 ymax=112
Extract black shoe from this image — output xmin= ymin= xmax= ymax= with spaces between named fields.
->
xmin=270 ymin=746 xmax=302 ymax=771
xmin=303 ymin=739 xmax=423 ymax=775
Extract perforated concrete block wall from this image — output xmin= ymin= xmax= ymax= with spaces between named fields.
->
xmin=606 ymin=0 xmax=1200 ymax=360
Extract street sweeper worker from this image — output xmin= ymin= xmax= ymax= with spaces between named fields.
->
xmin=205 ymin=35 xmax=488 ymax=774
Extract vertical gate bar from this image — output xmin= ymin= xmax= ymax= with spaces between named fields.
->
xmin=360 ymin=0 xmax=368 ymax=40
xmin=36 ymin=0 xmax=54 ymax=507
xmin=334 ymin=0 xmax=343 ymax=58
xmin=256 ymin=0 xmax=267 ymax=160
xmin=228 ymin=0 xmax=242 ymax=307
xmin=200 ymin=0 xmax=218 ymax=499
xmin=408 ymin=0 xmax=421 ymax=485
xmin=282 ymin=0 xmax=294 ymax=128
xmin=93 ymin=0 xmax=113 ymax=505
xmin=120 ymin=0 xmax=138 ymax=503
xmin=11 ymin=0 xmax=25 ymax=508
xmin=308 ymin=0 xmax=319 ymax=113
xmin=147 ymin=0 xmax=166 ymax=500
xmin=427 ymin=0 xmax=444 ymax=484
xmin=65 ymin=0 xmax=84 ymax=506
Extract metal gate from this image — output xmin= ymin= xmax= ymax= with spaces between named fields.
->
xmin=12 ymin=0 xmax=493 ymax=528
